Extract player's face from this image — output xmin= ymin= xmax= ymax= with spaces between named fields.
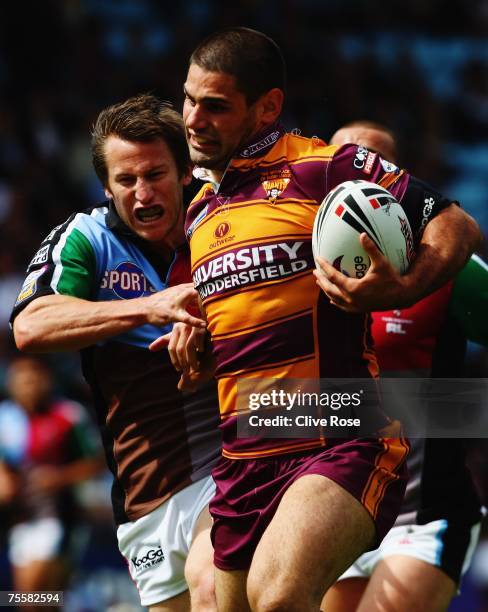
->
xmin=7 ymin=360 xmax=52 ymax=413
xmin=104 ymin=136 xmax=191 ymax=251
xmin=183 ymin=64 xmax=259 ymax=174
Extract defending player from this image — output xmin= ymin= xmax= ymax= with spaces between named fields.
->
xmin=11 ymin=95 xmax=220 ymax=612
xmin=322 ymin=121 xmax=487 ymax=612
xmin=174 ymin=27 xmax=483 ymax=611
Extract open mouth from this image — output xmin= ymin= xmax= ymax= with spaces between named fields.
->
xmin=135 ymin=206 xmax=164 ymax=223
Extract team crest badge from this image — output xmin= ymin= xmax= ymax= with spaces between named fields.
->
xmin=261 ymin=170 xmax=291 ymax=203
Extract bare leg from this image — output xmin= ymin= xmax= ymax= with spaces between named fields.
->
xmin=214 ymin=568 xmax=251 ymax=612
xmin=149 ymin=591 xmax=191 ymax=612
xmin=322 ymin=578 xmax=368 ymax=611
xmin=247 ymin=475 xmax=375 ymax=612
xmin=355 ymin=555 xmax=456 ymax=612
xmin=185 ymin=506 xmax=217 ymax=611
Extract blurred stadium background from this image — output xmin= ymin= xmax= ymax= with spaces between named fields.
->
xmin=1 ymin=1 xmax=487 ymax=610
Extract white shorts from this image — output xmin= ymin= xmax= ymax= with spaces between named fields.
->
xmin=117 ymin=475 xmax=215 ymax=607
xmin=339 ymin=519 xmax=481 ymax=584
xmin=9 ymin=517 xmax=66 ymax=567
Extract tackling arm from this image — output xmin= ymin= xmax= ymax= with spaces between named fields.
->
xmin=13 ymin=284 xmax=205 ymax=352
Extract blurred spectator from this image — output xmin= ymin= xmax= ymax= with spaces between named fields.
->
xmin=0 ymin=355 xmax=104 ymax=610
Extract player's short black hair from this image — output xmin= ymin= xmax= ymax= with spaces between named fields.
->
xmin=190 ymin=27 xmax=286 ymax=105
xmin=91 ymin=93 xmax=190 ymax=186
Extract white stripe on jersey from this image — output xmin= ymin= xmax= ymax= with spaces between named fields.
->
xmin=50 ymin=208 xmax=108 ymax=292
xmin=472 ymin=253 xmax=488 ymax=271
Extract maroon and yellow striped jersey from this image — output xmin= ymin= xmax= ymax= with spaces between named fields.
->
xmin=185 ymin=123 xmax=452 ymax=459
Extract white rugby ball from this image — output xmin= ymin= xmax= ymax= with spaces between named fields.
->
xmin=312 ymin=180 xmax=414 ymax=278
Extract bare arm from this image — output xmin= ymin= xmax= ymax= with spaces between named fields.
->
xmin=13 ymin=284 xmax=205 ymax=352
xmin=402 ymin=204 xmax=483 ymax=303
xmin=314 ymin=204 xmax=483 ymax=312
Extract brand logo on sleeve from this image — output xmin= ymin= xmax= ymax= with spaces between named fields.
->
xmin=15 ymin=265 xmax=48 ymax=305
xmin=353 ymin=146 xmax=369 ymax=169
xmin=363 ymin=151 xmax=377 ymax=174
xmin=43 ymin=225 xmax=62 ymax=243
xmin=352 ymin=146 xmax=378 ymax=174
xmin=29 ymin=244 xmax=50 ymax=266
xmin=419 ymin=195 xmax=435 ymax=232
xmin=380 ymin=158 xmax=399 ymax=174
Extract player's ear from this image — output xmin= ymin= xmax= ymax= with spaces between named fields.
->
xmin=104 ymin=187 xmax=113 ymax=200
xmin=181 ymin=165 xmax=193 ymax=187
xmin=257 ymin=88 xmax=284 ymax=125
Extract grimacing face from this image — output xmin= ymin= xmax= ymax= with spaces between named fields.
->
xmin=103 ymin=136 xmax=191 ymax=252
xmin=183 ymin=64 xmax=260 ymax=175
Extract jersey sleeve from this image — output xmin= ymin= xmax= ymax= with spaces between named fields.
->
xmin=450 ymin=254 xmax=488 ymax=346
xmin=10 ymin=214 xmax=97 ymax=323
xmin=327 ymin=144 xmax=453 ymax=241
xmin=397 ymin=176 xmax=454 ymax=240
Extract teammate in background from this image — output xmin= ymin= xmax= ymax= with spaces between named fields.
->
xmin=174 ymin=27 xmax=482 ymax=611
xmin=0 ymin=355 xmax=104 ymax=611
xmin=323 ymin=120 xmax=488 ymax=612
xmin=11 ymin=95 xmax=220 ymax=612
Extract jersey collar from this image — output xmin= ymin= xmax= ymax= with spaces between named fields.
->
xmin=106 ymin=199 xmax=133 ymax=236
xmin=235 ymin=121 xmax=285 ymax=160
xmin=192 ymin=122 xmax=285 ymax=192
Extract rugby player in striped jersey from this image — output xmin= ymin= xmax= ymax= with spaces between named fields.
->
xmin=168 ymin=28 xmax=483 ymax=612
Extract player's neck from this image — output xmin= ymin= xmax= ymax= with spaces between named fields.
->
xmin=209 ymin=169 xmax=224 ymax=184
xmin=150 ymin=226 xmax=186 ymax=258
